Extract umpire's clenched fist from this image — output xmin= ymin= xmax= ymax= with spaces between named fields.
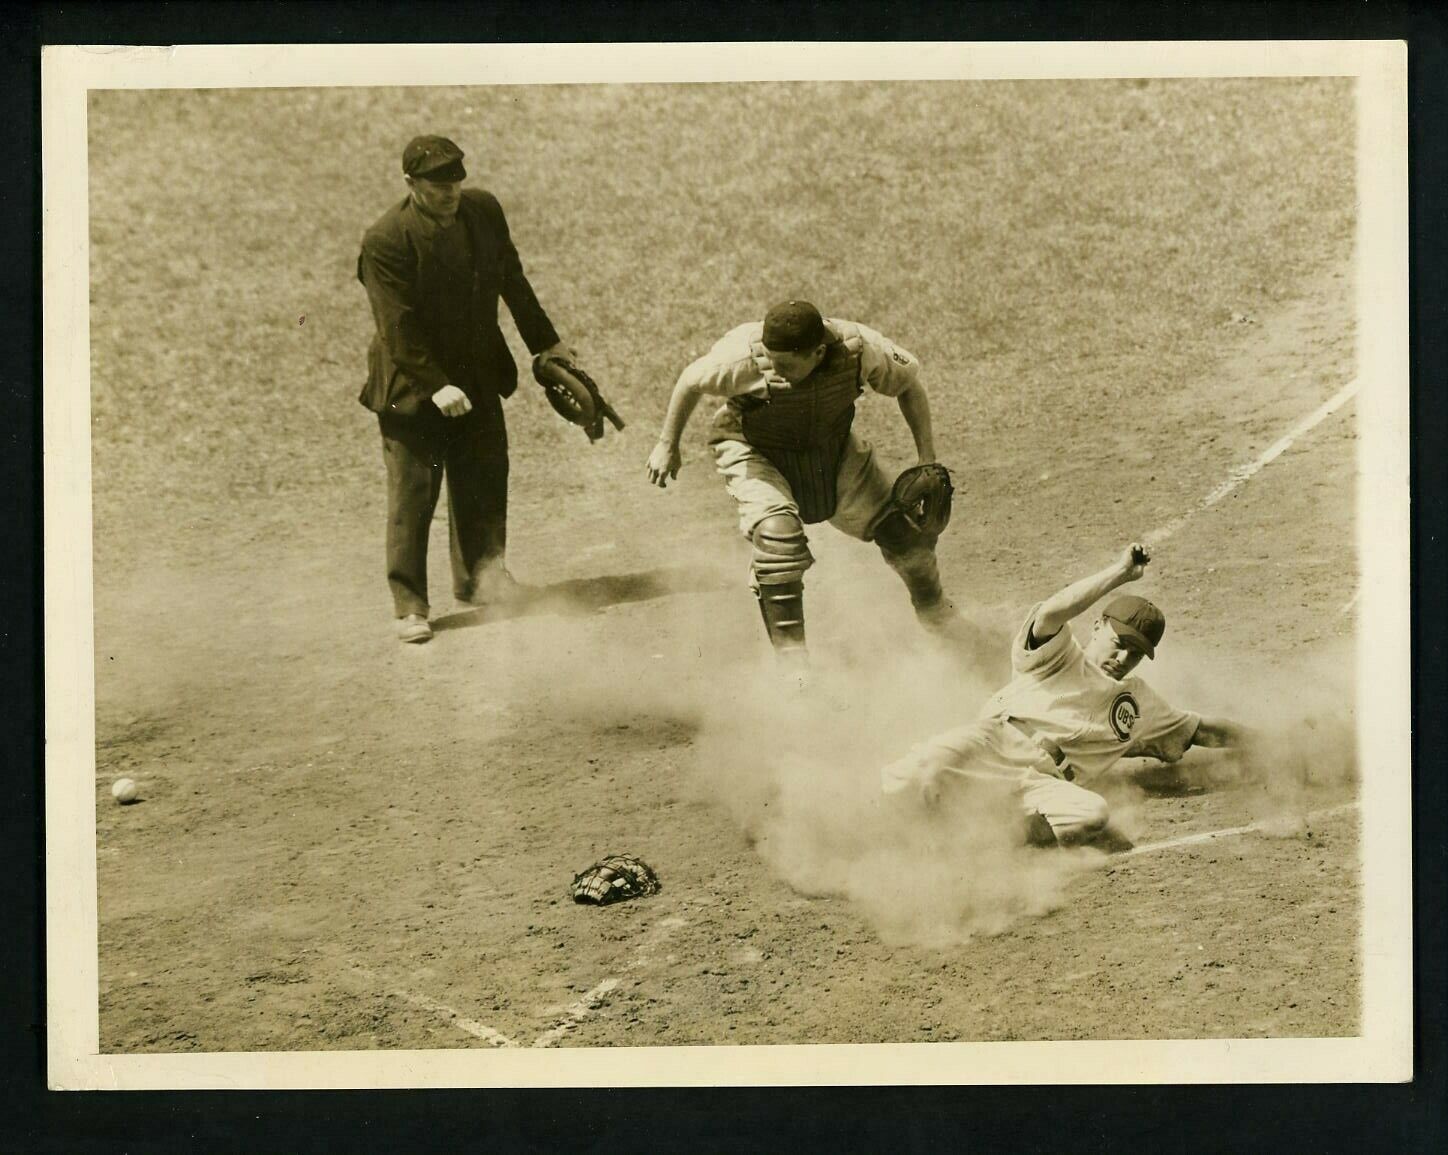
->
xmin=431 ymin=384 xmax=472 ymax=417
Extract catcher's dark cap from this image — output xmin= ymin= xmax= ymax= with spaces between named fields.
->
xmin=1102 ymin=594 xmax=1165 ymax=660
xmin=762 ymin=300 xmax=828 ymax=353
xmin=403 ymin=135 xmax=467 ymax=182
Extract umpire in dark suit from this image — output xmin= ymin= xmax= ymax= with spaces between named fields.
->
xmin=358 ymin=135 xmax=570 ymax=643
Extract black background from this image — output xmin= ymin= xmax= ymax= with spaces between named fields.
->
xmin=3 ymin=2 xmax=1443 ymax=1150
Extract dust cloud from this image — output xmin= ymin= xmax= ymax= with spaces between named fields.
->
xmin=1140 ymin=637 xmax=1360 ymax=831
xmin=97 ymin=537 xmax=1359 ymax=950
xmin=504 ymin=553 xmax=1101 ymax=948
xmin=516 ymin=549 xmax=1359 ymax=947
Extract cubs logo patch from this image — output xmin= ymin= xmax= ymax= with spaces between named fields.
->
xmin=1108 ymin=691 xmax=1139 ymax=742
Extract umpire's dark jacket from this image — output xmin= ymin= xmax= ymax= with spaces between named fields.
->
xmin=357 ymin=188 xmax=559 ymax=418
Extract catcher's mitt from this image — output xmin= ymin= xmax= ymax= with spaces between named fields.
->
xmin=570 ymin=853 xmax=662 ymax=906
xmin=890 ymin=462 xmax=954 ymax=536
xmin=531 ymin=354 xmax=626 ymax=443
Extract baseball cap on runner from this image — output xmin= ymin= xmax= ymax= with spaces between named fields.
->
xmin=1101 ymin=594 xmax=1165 ymax=659
xmin=402 ymin=135 xmax=467 ymax=182
xmin=762 ymin=300 xmax=828 ymax=352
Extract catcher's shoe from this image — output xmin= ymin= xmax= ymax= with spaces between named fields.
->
xmin=396 ymin=614 xmax=433 ymax=644
xmin=915 ymin=596 xmax=958 ymax=628
xmin=917 ymin=598 xmax=995 ymax=657
xmin=774 ymin=644 xmax=811 ymax=692
xmin=917 ymin=598 xmax=976 ymax=642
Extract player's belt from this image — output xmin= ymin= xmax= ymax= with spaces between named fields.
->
xmin=1005 ymin=717 xmax=1076 ymax=781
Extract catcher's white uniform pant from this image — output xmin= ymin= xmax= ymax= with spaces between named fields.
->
xmin=710 ymin=429 xmax=895 ymax=540
xmin=880 ymin=721 xmax=1111 ymax=842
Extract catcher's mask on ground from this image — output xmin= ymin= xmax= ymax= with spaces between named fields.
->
xmin=569 ymin=854 xmax=662 ymax=906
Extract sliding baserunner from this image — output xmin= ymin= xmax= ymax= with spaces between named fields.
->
xmin=881 ymin=541 xmax=1250 ymax=849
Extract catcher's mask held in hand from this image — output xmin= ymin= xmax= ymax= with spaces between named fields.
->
xmin=531 ymin=354 xmax=627 ymax=443
xmin=891 ymin=462 xmax=954 ymax=536
xmin=570 ymin=854 xmax=662 ymax=906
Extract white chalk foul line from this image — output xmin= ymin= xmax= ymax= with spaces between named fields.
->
xmin=371 ymin=972 xmax=611 ymax=1050
xmin=531 ymin=978 xmax=621 ymax=1048
xmin=348 ymin=963 xmax=518 ymax=1046
xmin=529 ymin=914 xmax=689 ymax=1047
xmin=388 ymin=984 xmax=520 ymax=1048
xmin=1143 ymin=378 xmax=1360 ymax=549
xmin=354 ymin=915 xmax=687 ymax=1049
xmin=1119 ymin=800 xmax=1359 ymax=858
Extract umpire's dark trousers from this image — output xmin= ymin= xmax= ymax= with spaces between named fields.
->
xmin=379 ymin=394 xmax=509 ymax=618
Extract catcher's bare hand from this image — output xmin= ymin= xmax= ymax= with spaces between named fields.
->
xmin=431 ymin=384 xmax=472 ymax=418
xmin=1121 ymin=541 xmax=1150 ymax=581
xmin=646 ymin=441 xmax=682 ymax=488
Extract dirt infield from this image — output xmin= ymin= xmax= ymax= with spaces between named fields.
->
xmin=88 ymin=80 xmax=1358 ymax=1051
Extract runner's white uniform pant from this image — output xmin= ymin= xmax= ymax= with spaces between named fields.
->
xmin=880 ymin=719 xmax=1111 ymax=841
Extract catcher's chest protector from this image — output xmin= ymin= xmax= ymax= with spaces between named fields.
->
xmin=737 ymin=338 xmax=864 ymax=523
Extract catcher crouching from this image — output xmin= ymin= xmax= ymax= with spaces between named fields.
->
xmin=647 ymin=299 xmax=971 ymax=668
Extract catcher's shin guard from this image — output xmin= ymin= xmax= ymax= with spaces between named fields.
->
xmin=751 ymin=514 xmax=813 ymax=654
xmin=874 ymin=513 xmax=980 ymax=644
xmin=874 ymin=512 xmax=946 ymax=613
xmin=755 ymin=580 xmax=807 ymax=654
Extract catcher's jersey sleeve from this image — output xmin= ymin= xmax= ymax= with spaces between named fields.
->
xmin=841 ymin=320 xmax=922 ymax=398
xmin=679 ymin=318 xmax=921 ymax=400
xmin=677 ymin=324 xmax=765 ymax=398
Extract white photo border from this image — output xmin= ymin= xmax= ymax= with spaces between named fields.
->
xmin=42 ymin=39 xmax=1411 ymax=1090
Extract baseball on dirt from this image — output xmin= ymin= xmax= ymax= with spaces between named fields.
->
xmin=111 ymin=778 xmax=139 ymax=804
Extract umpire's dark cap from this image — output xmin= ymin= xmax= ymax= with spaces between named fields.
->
xmin=1102 ymin=594 xmax=1165 ymax=659
xmin=403 ymin=135 xmax=467 ymax=182
xmin=762 ymin=300 xmax=829 ymax=352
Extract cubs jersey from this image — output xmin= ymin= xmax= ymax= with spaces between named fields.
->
xmin=978 ymin=604 xmax=1201 ymax=783
xmin=880 ymin=604 xmax=1202 ymax=798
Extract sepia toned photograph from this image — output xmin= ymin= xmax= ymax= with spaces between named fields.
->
xmin=42 ymin=41 xmax=1410 ymax=1088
